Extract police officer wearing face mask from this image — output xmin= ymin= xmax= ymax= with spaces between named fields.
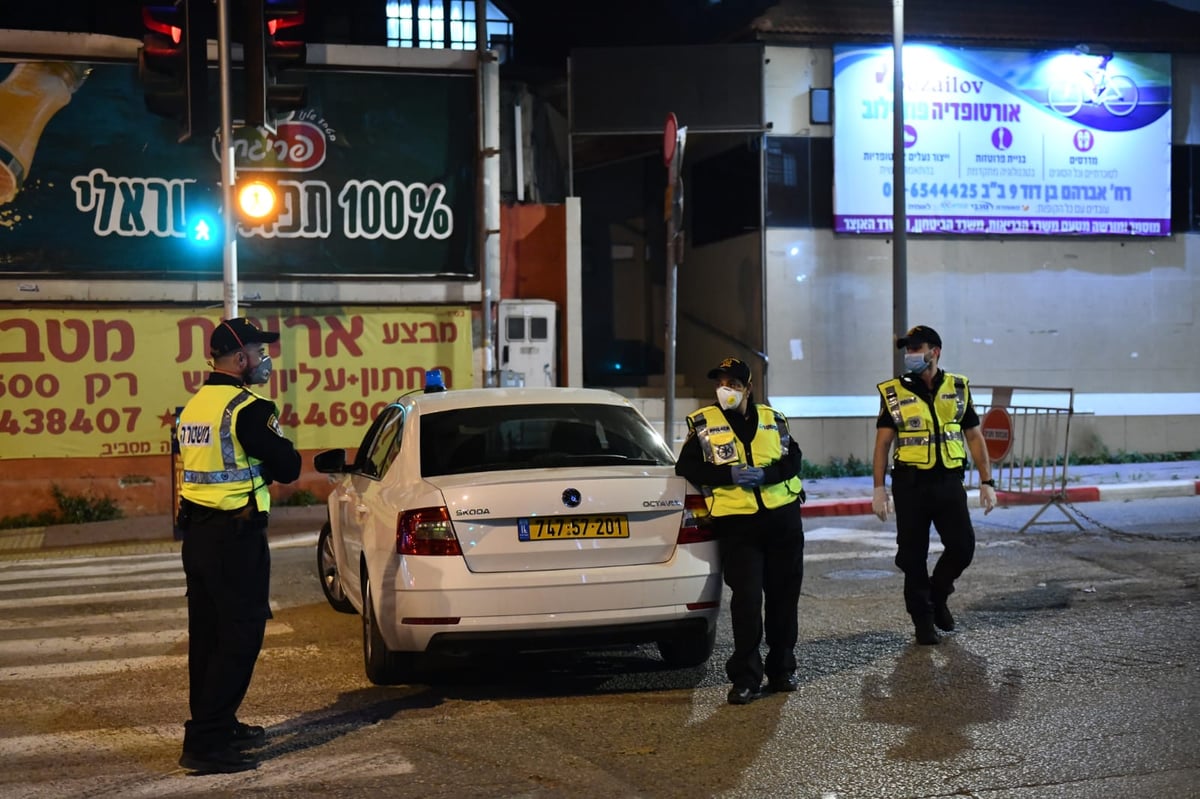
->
xmin=871 ymin=325 xmax=996 ymax=646
xmin=674 ymin=357 xmax=806 ymax=705
xmin=175 ymin=317 xmax=302 ymax=773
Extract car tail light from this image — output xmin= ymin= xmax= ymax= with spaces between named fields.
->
xmin=397 ymin=506 xmax=463 ymax=556
xmin=677 ymin=493 xmax=715 ymax=544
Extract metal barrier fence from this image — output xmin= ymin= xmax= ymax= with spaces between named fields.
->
xmin=968 ymin=385 xmax=1083 ymax=533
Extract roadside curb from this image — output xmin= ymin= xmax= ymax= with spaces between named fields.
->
xmin=802 ymin=479 xmax=1200 ymax=518
xmin=2 ymin=480 xmax=1196 ymax=554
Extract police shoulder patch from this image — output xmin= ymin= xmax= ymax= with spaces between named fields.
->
xmin=268 ymin=414 xmax=284 ymax=436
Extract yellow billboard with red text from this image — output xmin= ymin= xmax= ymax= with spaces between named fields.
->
xmin=0 ymin=307 xmax=472 ymax=459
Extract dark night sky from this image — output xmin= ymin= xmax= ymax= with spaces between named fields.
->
xmin=0 ymin=1 xmax=775 ymax=69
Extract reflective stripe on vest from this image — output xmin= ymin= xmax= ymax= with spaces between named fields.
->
xmin=686 ymin=404 xmax=803 ymax=516
xmin=179 ymin=386 xmax=271 ymax=512
xmin=877 ymin=373 xmax=969 ymax=469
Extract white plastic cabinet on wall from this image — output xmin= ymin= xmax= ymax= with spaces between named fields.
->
xmin=498 ymin=299 xmax=557 ymax=386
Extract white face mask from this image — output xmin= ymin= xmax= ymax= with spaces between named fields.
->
xmin=716 ymin=386 xmax=744 ymax=410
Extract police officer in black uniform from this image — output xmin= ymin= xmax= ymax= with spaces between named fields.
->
xmin=871 ymin=326 xmax=996 ymax=645
xmin=176 ymin=318 xmax=301 ymax=773
xmin=675 ymin=358 xmax=806 ymax=705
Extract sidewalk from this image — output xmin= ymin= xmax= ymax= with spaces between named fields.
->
xmin=1 ymin=462 xmax=1197 ymax=555
xmin=801 ymin=460 xmax=1200 ymax=517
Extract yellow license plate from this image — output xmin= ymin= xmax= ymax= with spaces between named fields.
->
xmin=519 ymin=514 xmax=629 ymax=541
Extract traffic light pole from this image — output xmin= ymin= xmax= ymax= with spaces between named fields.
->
xmin=217 ymin=0 xmax=238 ymax=319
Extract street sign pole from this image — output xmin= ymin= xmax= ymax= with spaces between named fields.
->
xmin=892 ymin=0 xmax=908 ymax=374
xmin=218 ymin=0 xmax=238 ymax=320
xmin=663 ymin=113 xmax=686 ymax=446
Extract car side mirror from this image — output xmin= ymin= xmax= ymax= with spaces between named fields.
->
xmin=313 ymin=449 xmax=348 ymax=474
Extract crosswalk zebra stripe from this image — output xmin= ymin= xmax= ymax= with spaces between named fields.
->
xmin=0 ymin=607 xmax=186 ymax=631
xmin=0 ymin=586 xmax=184 ymax=609
xmin=0 ymin=636 xmax=303 ymax=683
xmin=0 ymin=621 xmax=294 ymax=658
xmin=0 ymin=560 xmax=181 ymax=585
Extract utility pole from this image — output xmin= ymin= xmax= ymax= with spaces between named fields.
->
xmin=218 ymin=0 xmax=238 ymax=319
xmin=663 ymin=114 xmax=686 ymax=446
xmin=892 ymin=0 xmax=908 ymax=373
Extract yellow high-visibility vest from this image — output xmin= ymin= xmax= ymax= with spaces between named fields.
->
xmin=877 ymin=373 xmax=969 ymax=469
xmin=179 ymin=385 xmax=271 ymax=512
xmin=686 ymin=404 xmax=803 ymax=516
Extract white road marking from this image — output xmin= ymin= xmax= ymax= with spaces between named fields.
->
xmin=805 ymin=527 xmax=941 ymax=560
xmin=0 ymin=559 xmax=181 ymax=584
xmin=0 ymin=570 xmax=183 ymax=593
xmin=0 ymin=637 xmax=303 ymax=683
xmin=0 ymin=606 xmax=186 ymax=631
xmin=0 ymin=586 xmax=184 ymax=610
xmin=0 ymin=620 xmax=294 ymax=658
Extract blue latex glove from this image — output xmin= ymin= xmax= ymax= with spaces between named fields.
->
xmin=731 ymin=465 xmax=765 ymax=488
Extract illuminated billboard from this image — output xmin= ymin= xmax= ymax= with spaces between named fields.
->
xmin=832 ymin=45 xmax=1172 ymax=236
xmin=0 ymin=62 xmax=478 ymax=277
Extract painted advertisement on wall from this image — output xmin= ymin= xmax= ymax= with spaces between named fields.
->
xmin=0 ymin=62 xmax=477 ymax=276
xmin=833 ymin=45 xmax=1172 ymax=236
xmin=0 ymin=307 xmax=473 ymax=459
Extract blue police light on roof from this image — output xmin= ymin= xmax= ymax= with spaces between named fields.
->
xmin=424 ymin=369 xmax=447 ymax=393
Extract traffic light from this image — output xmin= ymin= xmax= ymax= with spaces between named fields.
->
xmin=235 ymin=175 xmax=281 ymax=227
xmin=242 ymin=0 xmax=307 ymax=129
xmin=139 ymin=0 xmax=208 ymax=142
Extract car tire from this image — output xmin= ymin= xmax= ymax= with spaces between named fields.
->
xmin=316 ymin=522 xmax=355 ymax=614
xmin=657 ymin=625 xmax=716 ymax=669
xmin=362 ymin=571 xmax=417 ymax=685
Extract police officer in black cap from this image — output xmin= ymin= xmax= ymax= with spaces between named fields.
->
xmin=175 ymin=317 xmax=302 ymax=773
xmin=871 ymin=325 xmax=996 ymax=645
xmin=675 ymin=357 xmax=806 ymax=704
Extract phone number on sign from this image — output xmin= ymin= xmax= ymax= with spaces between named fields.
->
xmin=275 ymin=401 xmax=392 ymax=428
xmin=0 ymin=407 xmax=141 ymax=435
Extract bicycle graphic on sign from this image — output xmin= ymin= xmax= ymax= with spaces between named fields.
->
xmin=1046 ymin=55 xmax=1139 ymax=117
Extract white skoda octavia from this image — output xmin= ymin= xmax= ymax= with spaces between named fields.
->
xmin=313 ymin=386 xmax=720 ymax=685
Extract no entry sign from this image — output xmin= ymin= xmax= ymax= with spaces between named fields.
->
xmin=980 ymin=407 xmax=1014 ymax=462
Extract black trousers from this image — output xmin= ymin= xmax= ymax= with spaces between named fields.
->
xmin=180 ymin=509 xmax=272 ymax=753
xmin=715 ymin=501 xmax=804 ymax=690
xmin=891 ymin=468 xmax=976 ymax=617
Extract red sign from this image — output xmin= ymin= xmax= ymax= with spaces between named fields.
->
xmin=663 ymin=112 xmax=678 ymax=167
xmin=980 ymin=407 xmax=1013 ymax=462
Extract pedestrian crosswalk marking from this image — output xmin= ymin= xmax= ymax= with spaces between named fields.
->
xmin=0 ymin=585 xmax=184 ymax=609
xmin=0 ymin=620 xmax=294 ymax=659
xmin=0 ymin=569 xmax=183 ymax=593
xmin=0 ymin=551 xmax=295 ymax=686
xmin=0 ymin=606 xmax=185 ymax=631
xmin=0 ymin=640 xmax=303 ymax=683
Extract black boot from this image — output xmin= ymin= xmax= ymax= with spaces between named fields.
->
xmin=933 ymin=601 xmax=955 ymax=632
xmin=913 ymin=615 xmax=940 ymax=645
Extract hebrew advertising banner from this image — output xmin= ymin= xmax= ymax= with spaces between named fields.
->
xmin=0 ymin=306 xmax=473 ymax=458
xmin=833 ymin=45 xmax=1171 ymax=236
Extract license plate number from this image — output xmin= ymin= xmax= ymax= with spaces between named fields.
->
xmin=518 ymin=514 xmax=629 ymax=541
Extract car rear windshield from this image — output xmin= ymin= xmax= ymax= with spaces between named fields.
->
xmin=421 ymin=403 xmax=676 ymax=477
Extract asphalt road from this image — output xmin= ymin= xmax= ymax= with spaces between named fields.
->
xmin=0 ymin=496 xmax=1196 ymax=798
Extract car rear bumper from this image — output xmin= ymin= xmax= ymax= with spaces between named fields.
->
xmin=372 ymin=558 xmax=722 ymax=652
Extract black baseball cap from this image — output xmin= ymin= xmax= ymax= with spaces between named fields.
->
xmin=896 ymin=325 xmax=942 ymax=350
xmin=210 ymin=318 xmax=279 ymax=357
xmin=706 ymin=357 xmax=751 ymax=383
